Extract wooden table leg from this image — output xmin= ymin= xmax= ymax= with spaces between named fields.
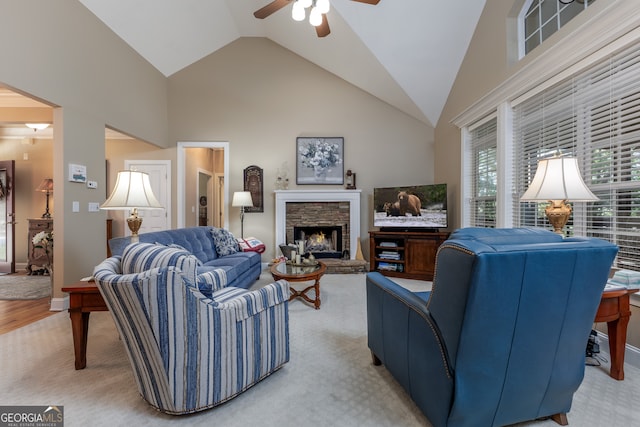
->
xmin=69 ymin=310 xmax=90 ymax=370
xmin=289 ymin=278 xmax=322 ymax=309
xmin=313 ymin=277 xmax=321 ymax=309
xmin=607 ymin=308 xmax=631 ymax=380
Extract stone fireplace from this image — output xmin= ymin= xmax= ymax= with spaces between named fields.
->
xmin=275 ymin=190 xmax=361 ymax=260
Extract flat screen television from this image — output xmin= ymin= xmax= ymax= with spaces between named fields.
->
xmin=373 ymin=183 xmax=447 ymax=230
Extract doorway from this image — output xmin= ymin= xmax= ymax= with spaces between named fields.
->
xmin=197 ymin=169 xmax=212 ymax=226
xmin=177 ymin=142 xmax=228 ymax=229
xmin=0 ymin=161 xmax=15 ymax=273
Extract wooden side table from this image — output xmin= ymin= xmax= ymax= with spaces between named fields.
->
xmin=595 ymin=288 xmax=639 ymax=380
xmin=61 ymin=281 xmax=108 ymax=370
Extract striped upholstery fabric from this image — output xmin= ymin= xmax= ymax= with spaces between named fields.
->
xmin=121 ymin=242 xmax=199 ymax=284
xmin=93 ymin=258 xmax=290 ymax=414
xmin=196 ymin=269 xmax=227 ymax=297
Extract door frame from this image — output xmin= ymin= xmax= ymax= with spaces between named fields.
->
xmin=177 ymin=141 xmax=229 ymax=229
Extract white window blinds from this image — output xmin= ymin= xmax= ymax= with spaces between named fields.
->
xmin=513 ymin=42 xmax=640 ymax=270
xmin=469 ymin=117 xmax=497 ymax=228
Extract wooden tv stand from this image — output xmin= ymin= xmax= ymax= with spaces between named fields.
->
xmin=369 ymin=230 xmax=448 ymax=281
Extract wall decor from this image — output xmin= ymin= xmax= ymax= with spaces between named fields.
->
xmin=68 ymin=163 xmax=87 ymax=183
xmin=296 ymin=137 xmax=344 ymax=185
xmin=243 ymin=165 xmax=263 ymax=213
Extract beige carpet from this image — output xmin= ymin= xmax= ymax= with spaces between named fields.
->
xmin=0 ymin=272 xmax=639 ymax=426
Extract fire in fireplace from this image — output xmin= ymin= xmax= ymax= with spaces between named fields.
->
xmin=293 ymin=226 xmax=343 ymax=259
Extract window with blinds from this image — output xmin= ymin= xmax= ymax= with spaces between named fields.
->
xmin=513 ymin=42 xmax=640 ymax=271
xmin=469 ymin=118 xmax=497 ymax=228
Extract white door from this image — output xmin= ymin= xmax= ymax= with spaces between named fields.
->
xmin=124 ymin=160 xmax=171 ymax=234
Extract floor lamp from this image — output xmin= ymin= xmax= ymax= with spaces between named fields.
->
xmin=100 ymin=170 xmax=163 ymax=243
xmin=520 ymin=154 xmax=598 ymax=235
xmin=232 ymin=191 xmax=254 ymax=238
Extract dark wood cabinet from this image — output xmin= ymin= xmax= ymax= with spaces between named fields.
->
xmin=369 ymin=230 xmax=448 ymax=281
xmin=27 ymin=218 xmax=53 ymax=274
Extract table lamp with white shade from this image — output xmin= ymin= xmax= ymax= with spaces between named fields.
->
xmin=100 ymin=170 xmax=163 ymax=243
xmin=232 ymin=191 xmax=254 ymax=238
xmin=520 ymin=154 xmax=598 ymax=235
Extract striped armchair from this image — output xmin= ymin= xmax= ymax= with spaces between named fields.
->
xmin=93 ymin=245 xmax=290 ymax=415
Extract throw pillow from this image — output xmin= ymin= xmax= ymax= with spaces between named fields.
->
xmin=121 ymin=242 xmax=199 ymax=284
xmin=210 ymin=228 xmax=239 ymax=257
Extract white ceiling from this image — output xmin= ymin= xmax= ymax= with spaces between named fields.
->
xmin=76 ymin=0 xmax=487 ymax=128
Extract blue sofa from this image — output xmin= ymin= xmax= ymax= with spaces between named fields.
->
xmin=108 ymin=226 xmax=261 ymax=289
xmin=367 ymin=227 xmax=618 ymax=427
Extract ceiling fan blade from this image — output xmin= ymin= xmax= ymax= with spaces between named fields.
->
xmin=254 ymin=0 xmax=292 ymax=19
xmin=316 ymin=14 xmax=330 ymax=38
xmin=350 ymin=0 xmax=380 ymax=4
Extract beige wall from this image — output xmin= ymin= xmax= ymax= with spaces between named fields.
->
xmin=168 ymin=37 xmax=435 ymax=260
xmin=0 ymin=0 xmax=169 ymax=299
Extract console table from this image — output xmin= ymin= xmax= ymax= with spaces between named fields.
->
xmin=61 ymin=281 xmax=107 ymax=370
xmin=595 ymin=288 xmax=639 ymax=380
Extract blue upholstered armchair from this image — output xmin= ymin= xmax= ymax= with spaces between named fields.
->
xmin=94 ymin=243 xmax=290 ymax=414
xmin=367 ymin=228 xmax=618 ymax=427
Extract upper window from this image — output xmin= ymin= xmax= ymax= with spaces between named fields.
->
xmin=521 ymin=0 xmax=595 ymax=57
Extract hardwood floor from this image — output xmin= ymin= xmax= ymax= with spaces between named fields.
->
xmin=0 ymin=298 xmax=56 ymax=335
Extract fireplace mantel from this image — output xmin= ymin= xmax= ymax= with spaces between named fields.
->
xmin=275 ymin=190 xmax=361 ymax=260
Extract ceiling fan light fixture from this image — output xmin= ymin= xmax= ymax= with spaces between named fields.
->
xmin=316 ymin=0 xmax=330 ymax=14
xmin=309 ymin=7 xmax=323 ymax=26
xmin=292 ymin=1 xmax=306 ymax=21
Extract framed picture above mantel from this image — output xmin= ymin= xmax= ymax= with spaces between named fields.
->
xmin=296 ymin=137 xmax=344 ymax=185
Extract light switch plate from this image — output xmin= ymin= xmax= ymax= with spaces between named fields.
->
xmin=72 ymin=201 xmax=80 ymax=212
xmin=87 ymin=180 xmax=98 ymax=189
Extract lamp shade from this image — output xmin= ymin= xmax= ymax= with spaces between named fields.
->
xmin=36 ymin=178 xmax=54 ymax=193
xmin=520 ymin=156 xmax=598 ymax=202
xmin=101 ymin=170 xmax=163 ymax=210
xmin=232 ymin=191 xmax=254 ymax=207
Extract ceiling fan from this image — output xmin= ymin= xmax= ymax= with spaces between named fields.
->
xmin=254 ymin=0 xmax=380 ymax=38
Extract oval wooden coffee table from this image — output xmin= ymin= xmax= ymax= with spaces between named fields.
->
xmin=270 ymin=261 xmax=326 ymax=309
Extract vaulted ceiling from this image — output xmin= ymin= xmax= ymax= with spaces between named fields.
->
xmin=77 ymin=0 xmax=486 ymax=128
xmin=1 ymin=0 xmax=486 ymax=136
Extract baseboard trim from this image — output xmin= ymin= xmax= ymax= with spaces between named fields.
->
xmin=595 ymin=331 xmax=640 ymax=369
xmin=49 ymin=296 xmax=68 ymax=312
